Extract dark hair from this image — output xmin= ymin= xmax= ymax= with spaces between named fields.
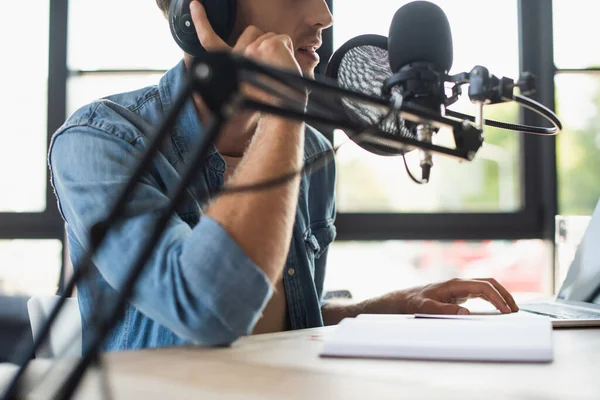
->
xmin=156 ymin=0 xmax=171 ymax=15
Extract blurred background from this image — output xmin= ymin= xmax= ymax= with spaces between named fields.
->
xmin=0 ymin=0 xmax=598 ymax=360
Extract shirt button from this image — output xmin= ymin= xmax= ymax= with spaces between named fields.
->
xmin=287 ymin=268 xmax=295 ymax=277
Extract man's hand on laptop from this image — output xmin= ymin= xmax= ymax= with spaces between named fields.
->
xmin=364 ymin=278 xmax=520 ymax=315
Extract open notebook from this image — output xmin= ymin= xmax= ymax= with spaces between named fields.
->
xmin=320 ymin=316 xmax=553 ymax=363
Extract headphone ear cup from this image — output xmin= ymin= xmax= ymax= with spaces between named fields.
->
xmin=168 ymin=0 xmax=237 ymax=57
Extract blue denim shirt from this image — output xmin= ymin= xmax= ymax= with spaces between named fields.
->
xmin=48 ymin=60 xmax=337 ymax=351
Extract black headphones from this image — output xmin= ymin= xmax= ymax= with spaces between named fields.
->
xmin=168 ymin=0 xmax=237 ymax=57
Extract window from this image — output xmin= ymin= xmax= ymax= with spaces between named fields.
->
xmin=67 ymin=0 xmax=182 ymax=114
xmin=67 ymin=0 xmax=182 ymax=71
xmin=67 ymin=73 xmax=165 ymax=115
xmin=555 ymin=74 xmax=600 ymax=215
xmin=0 ymin=0 xmax=64 ymax=296
xmin=324 ymin=240 xmax=552 ymax=301
xmin=0 ymin=240 xmax=63 ymax=296
xmin=333 ymin=0 xmax=522 ymax=214
xmin=0 ymin=0 xmax=182 ymax=296
xmin=0 ymin=1 xmax=50 ymax=212
xmin=553 ymin=0 xmax=600 ymax=70
xmin=554 ymin=0 xmax=600 ymax=216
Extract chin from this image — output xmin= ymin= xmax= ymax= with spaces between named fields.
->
xmin=302 ymin=68 xmax=316 ymax=80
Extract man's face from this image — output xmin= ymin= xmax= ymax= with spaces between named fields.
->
xmin=233 ymin=0 xmax=333 ymax=79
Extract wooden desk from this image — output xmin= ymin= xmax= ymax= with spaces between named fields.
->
xmin=26 ymin=326 xmax=600 ymax=399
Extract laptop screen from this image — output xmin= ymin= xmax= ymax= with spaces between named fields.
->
xmin=557 ymin=199 xmax=600 ymax=304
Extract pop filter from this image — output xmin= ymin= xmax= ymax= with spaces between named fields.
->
xmin=324 ymin=34 xmax=412 ymax=156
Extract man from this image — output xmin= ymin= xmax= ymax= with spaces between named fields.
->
xmin=48 ymin=0 xmax=518 ymax=352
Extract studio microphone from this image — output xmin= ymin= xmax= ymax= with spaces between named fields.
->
xmin=383 ymin=1 xmax=454 ymax=183
xmin=324 ymin=2 xmax=457 ymax=183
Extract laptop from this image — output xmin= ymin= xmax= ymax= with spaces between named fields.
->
xmin=519 ymin=200 xmax=600 ymax=327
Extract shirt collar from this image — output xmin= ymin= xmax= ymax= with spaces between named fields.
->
xmin=157 ymin=60 xmax=327 ymax=167
xmin=158 ymin=59 xmax=219 ymax=158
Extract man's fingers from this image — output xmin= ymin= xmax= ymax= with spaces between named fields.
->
xmin=246 ymin=32 xmax=278 ymax=54
xmin=276 ymin=34 xmax=295 ymax=53
xmin=447 ymin=280 xmax=512 ymax=314
xmin=420 ymin=299 xmax=470 ymax=315
xmin=232 ymin=26 xmax=266 ymax=53
xmin=190 ymin=0 xmax=230 ymax=51
xmin=474 ymin=278 xmax=519 ymax=312
xmin=249 ymin=34 xmax=293 ymax=55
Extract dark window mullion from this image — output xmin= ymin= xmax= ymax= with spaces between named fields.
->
xmin=335 ymin=212 xmax=541 ymax=241
xmin=518 ymin=0 xmax=557 ymax=241
xmin=48 ymin=0 xmax=69 ymax=292
xmin=0 ymin=214 xmax=63 ymax=240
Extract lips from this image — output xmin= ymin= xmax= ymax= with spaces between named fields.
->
xmin=296 ymin=40 xmax=322 ymax=53
xmin=296 ymin=41 xmax=322 ymax=64
xmin=296 ymin=48 xmax=320 ymax=64
xmin=298 ymin=46 xmax=318 ymax=52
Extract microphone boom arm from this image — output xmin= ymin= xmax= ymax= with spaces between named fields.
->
xmin=235 ymin=53 xmax=486 ymax=161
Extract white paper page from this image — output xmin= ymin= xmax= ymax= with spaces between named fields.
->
xmin=356 ymin=312 xmax=546 ymax=320
xmin=414 ymin=312 xmax=550 ymax=321
xmin=321 ymin=317 xmax=553 ymax=363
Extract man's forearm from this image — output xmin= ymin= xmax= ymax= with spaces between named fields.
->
xmin=206 ymin=115 xmax=304 ymax=284
xmin=321 ymin=301 xmax=372 ymax=326
xmin=321 ymin=293 xmax=404 ymax=326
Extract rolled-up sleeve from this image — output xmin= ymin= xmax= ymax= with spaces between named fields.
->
xmin=49 ymin=125 xmax=272 ymax=346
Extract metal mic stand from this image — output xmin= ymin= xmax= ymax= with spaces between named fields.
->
xmin=55 ymin=117 xmax=228 ymax=398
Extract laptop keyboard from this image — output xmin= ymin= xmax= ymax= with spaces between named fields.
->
xmin=521 ymin=303 xmax=600 ymax=319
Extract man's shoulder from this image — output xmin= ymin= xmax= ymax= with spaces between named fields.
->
xmin=55 ymin=84 xmax=162 ymax=144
